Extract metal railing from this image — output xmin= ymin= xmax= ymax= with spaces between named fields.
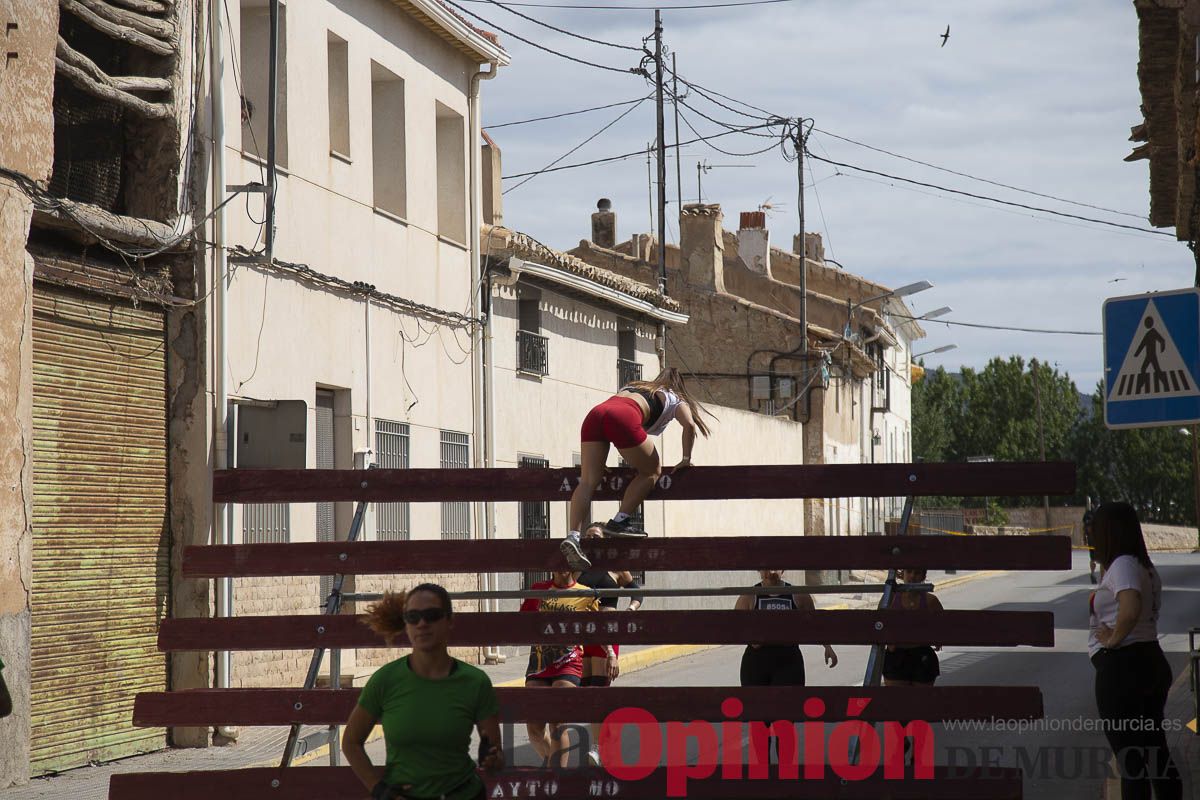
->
xmin=517 ymin=329 xmax=549 ymax=376
xmin=617 ymin=358 xmax=642 ymax=387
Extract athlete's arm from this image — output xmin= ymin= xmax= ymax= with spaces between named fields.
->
xmin=1098 ymin=589 xmax=1142 ymax=648
xmin=477 ymin=715 xmax=504 ymax=771
xmin=674 ymin=402 xmax=697 ymax=469
xmin=342 ymin=705 xmax=386 ymax=792
xmin=795 ymin=593 xmax=838 ymax=667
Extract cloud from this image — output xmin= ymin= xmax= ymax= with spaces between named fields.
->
xmin=479 ymin=0 xmax=1195 ymax=392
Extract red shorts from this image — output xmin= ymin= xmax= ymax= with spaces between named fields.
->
xmin=526 ymin=646 xmax=584 ymax=683
xmin=581 ymin=397 xmax=646 ymax=449
xmin=581 ymin=644 xmax=620 ymax=659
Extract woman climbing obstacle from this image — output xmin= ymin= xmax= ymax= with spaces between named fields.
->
xmin=561 ymin=367 xmax=712 ymax=570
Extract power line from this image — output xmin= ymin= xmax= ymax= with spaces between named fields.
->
xmin=676 ymin=108 xmax=781 ymax=157
xmin=485 ymin=96 xmax=648 ymax=129
xmin=500 ymin=122 xmax=777 ymax=179
xmin=440 ymin=0 xmax=642 ymax=74
xmin=805 ymin=150 xmax=1175 ymax=237
xmin=504 ymin=97 xmax=651 ymax=193
xmin=458 ymin=0 xmax=799 ymax=9
xmin=479 ymin=0 xmax=643 ymax=50
xmin=812 ymin=127 xmax=1146 ymax=221
xmin=894 ymin=312 xmax=1101 ymax=337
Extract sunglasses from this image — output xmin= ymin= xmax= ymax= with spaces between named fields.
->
xmin=403 ymin=608 xmax=447 ymax=625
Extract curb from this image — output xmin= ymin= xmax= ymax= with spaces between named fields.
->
xmin=932 ymin=570 xmax=1005 ymax=592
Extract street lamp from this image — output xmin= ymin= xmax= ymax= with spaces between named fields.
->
xmin=917 ymin=306 xmax=952 ymax=321
xmin=914 ymin=344 xmax=957 ymax=358
xmin=845 ymin=281 xmax=933 ymax=339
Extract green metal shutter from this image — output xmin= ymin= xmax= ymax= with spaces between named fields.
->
xmin=30 ymin=286 xmax=170 ymax=773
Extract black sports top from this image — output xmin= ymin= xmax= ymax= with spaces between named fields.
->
xmin=755 ymin=581 xmax=797 ymax=611
xmin=621 ymin=386 xmax=664 ymax=422
xmin=577 ymin=568 xmax=621 ymax=609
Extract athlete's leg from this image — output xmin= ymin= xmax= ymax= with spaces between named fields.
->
xmin=570 ymin=441 xmax=610 ymax=534
xmin=613 ymin=438 xmax=660 ymax=518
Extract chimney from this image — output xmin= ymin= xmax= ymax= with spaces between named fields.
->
xmin=591 ymin=198 xmax=616 ymax=248
xmin=737 ymin=210 xmax=770 ymax=276
xmin=481 ymin=132 xmax=503 ymax=226
xmin=793 ymin=231 xmax=825 ymax=263
xmin=679 ymin=203 xmax=725 ymax=292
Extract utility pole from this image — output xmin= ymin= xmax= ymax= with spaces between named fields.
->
xmin=1192 ymin=424 xmax=1200 ymax=551
xmin=795 ymin=121 xmax=807 ymax=358
xmin=1032 ymin=362 xmax=1052 ymax=531
xmin=672 ymin=52 xmax=682 ymax=218
xmin=654 ymin=10 xmax=668 ymax=296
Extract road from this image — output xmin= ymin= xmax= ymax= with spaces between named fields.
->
xmin=487 ymin=552 xmax=1200 ymax=800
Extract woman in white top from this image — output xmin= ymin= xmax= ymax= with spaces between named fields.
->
xmin=1088 ymin=502 xmax=1181 ymax=800
xmin=560 ymin=368 xmax=712 ymax=570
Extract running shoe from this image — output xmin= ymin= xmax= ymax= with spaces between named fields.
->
xmin=602 ymin=517 xmax=648 ymax=538
xmin=560 ymin=537 xmax=592 ymax=570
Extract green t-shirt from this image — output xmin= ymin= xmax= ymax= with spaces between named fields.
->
xmin=358 ymin=656 xmax=498 ymax=799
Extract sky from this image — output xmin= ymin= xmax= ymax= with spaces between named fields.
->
xmin=468 ymin=0 xmax=1193 ymax=392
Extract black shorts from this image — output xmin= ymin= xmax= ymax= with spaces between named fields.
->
xmin=882 ymin=646 xmax=939 ymax=684
xmin=580 ymin=675 xmax=611 ymax=687
xmin=740 ymin=645 xmax=806 ymax=686
xmin=525 ymin=674 xmax=581 ymax=687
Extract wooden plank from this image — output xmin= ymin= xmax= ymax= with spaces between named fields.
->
xmin=109 ymin=766 xmax=1023 ymax=800
xmin=132 ymin=686 xmax=1043 ymax=727
xmin=157 ymin=610 xmax=1055 ymax=651
xmin=212 ymin=461 xmax=1075 ymax=504
xmin=182 ymin=535 xmax=1072 ymax=578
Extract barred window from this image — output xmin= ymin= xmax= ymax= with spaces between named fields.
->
xmin=519 ymin=455 xmax=551 ymax=588
xmin=440 ymin=431 xmax=471 ymax=539
xmin=375 ymin=420 xmax=410 ymax=540
xmin=243 ymin=503 xmax=290 ymax=544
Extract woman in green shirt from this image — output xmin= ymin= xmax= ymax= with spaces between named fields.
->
xmin=343 ymin=584 xmax=503 ymax=800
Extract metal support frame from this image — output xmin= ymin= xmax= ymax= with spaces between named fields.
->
xmin=280 ymin=499 xmax=369 ymax=767
xmin=339 ymin=583 xmax=933 ymax=604
xmin=850 ymin=496 xmax=914 ymax=764
xmin=1190 ymin=627 xmax=1199 ymax=735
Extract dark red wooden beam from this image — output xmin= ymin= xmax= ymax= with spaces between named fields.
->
xmin=212 ymin=461 xmax=1075 ymax=504
xmin=182 ymin=535 xmax=1072 ymax=578
xmin=132 ymin=686 xmax=1043 ymax=727
xmin=109 ymin=766 xmax=1023 ymax=800
xmin=157 ymin=610 xmax=1054 ymax=651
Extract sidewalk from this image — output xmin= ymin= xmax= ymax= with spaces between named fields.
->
xmin=0 ymin=569 xmax=998 ymax=799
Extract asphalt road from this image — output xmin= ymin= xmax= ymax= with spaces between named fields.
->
xmin=481 ymin=551 xmax=1200 ymax=800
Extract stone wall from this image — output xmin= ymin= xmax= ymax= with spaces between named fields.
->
xmin=0 ymin=0 xmax=58 ymax=787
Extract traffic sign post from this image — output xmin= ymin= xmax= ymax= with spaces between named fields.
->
xmin=1103 ymin=287 xmax=1200 ymax=429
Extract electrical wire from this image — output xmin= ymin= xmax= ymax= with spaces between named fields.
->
xmin=812 ymin=127 xmax=1146 ymax=221
xmin=485 ymin=96 xmax=648 ymax=129
xmin=805 ymin=151 xmax=1175 ymax=237
xmin=676 ymin=108 xmax=782 ymax=158
xmin=504 ymin=97 xmax=651 ymax=193
xmin=501 ymin=121 xmax=777 ymax=179
xmin=440 ymin=0 xmax=643 ymax=74
xmin=479 ymin=0 xmax=642 ymax=50
xmin=892 ymin=312 xmax=1102 ymax=337
xmin=458 ymin=0 xmax=800 ymax=9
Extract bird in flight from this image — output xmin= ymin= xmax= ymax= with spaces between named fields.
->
xmin=1108 ymin=277 xmax=1127 ymax=283
xmin=940 ymin=25 xmax=950 ymax=47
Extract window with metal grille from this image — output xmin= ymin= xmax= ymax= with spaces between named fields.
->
xmin=517 ymin=295 xmax=548 ymax=375
xmin=375 ymin=420 xmax=410 ymax=540
xmin=519 ymin=455 xmax=551 ymax=588
xmin=617 ymin=326 xmax=641 ymax=387
xmin=871 ymin=344 xmax=891 ymax=412
xmin=440 ymin=431 xmax=471 ymax=539
xmin=243 ymin=503 xmax=290 ymax=543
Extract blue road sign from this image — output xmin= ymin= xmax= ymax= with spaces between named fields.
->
xmin=1103 ymin=287 xmax=1200 ymax=429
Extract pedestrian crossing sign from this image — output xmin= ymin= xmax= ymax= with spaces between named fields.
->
xmin=1103 ymin=287 xmax=1200 ymax=429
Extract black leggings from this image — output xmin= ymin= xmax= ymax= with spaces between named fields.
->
xmin=1092 ymin=641 xmax=1182 ymax=800
xmin=740 ymin=646 xmax=806 ymax=686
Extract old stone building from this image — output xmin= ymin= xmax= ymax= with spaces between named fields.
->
xmin=568 ymin=201 xmax=925 ymax=553
xmin=1127 ymin=0 xmax=1200 ymax=246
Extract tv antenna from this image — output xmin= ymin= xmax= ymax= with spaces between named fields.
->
xmin=696 ymin=160 xmax=755 ymax=204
